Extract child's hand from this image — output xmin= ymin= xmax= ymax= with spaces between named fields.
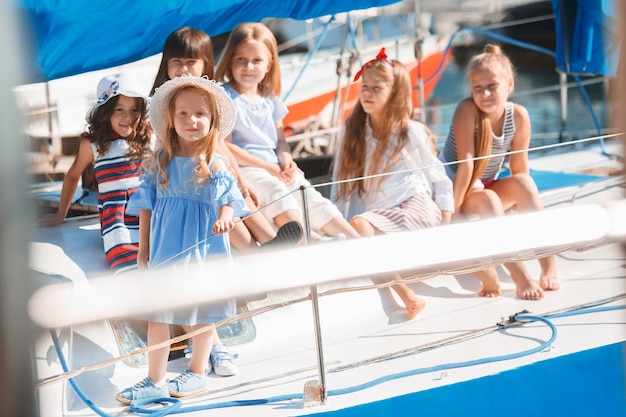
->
xmin=267 ymin=164 xmax=282 ymax=179
xmin=279 ymin=159 xmax=297 ymax=183
xmin=238 ymin=181 xmax=259 ymax=207
xmin=213 ymin=219 xmax=235 ymax=235
xmin=38 ymin=212 xmax=65 ymax=227
xmin=137 ymin=249 xmax=150 ymax=270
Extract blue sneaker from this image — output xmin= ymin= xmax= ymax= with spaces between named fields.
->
xmin=210 ymin=344 xmax=239 ymax=377
xmin=168 ymin=369 xmax=208 ymax=398
xmin=116 ymin=377 xmax=169 ymax=405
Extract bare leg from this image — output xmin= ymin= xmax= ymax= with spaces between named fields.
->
xmin=538 ymin=255 xmax=559 ymax=291
xmin=320 ymin=215 xmax=361 ymax=239
xmin=183 ymin=325 xmax=225 ymax=361
xmin=229 ymin=220 xmax=260 ymax=254
xmin=241 ymin=195 xmax=277 ymax=244
xmin=350 ymin=216 xmax=375 ymax=237
xmin=390 ymin=277 xmax=426 ymax=320
xmin=187 ymin=325 xmax=215 ymax=376
xmin=352 ymin=218 xmax=423 ymax=319
xmin=473 ymin=268 xmax=501 ymax=297
xmin=147 ymin=322 xmax=171 ymax=386
xmin=504 ymin=261 xmax=544 ymax=300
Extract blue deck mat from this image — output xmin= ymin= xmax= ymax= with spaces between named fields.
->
xmin=500 ymin=168 xmax=605 ymax=192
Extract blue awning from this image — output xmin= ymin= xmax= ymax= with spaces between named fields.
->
xmin=14 ymin=0 xmax=400 ymax=82
xmin=551 ymin=0 xmax=619 ymax=76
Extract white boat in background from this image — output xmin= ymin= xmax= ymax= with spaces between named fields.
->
xmin=5 ymin=0 xmax=626 ymax=416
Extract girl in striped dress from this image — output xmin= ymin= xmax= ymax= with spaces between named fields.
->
xmin=439 ymin=44 xmax=559 ymax=300
xmin=39 ymin=73 xmax=152 ymax=271
xmin=331 ymin=49 xmax=454 ymax=320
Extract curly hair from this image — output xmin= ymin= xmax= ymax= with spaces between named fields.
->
xmin=82 ymin=95 xmax=151 ymax=159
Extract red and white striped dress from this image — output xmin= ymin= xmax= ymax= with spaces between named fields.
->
xmin=91 ymin=138 xmax=146 ymax=270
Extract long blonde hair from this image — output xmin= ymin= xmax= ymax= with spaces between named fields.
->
xmin=334 ymin=60 xmax=412 ymax=201
xmin=464 ymin=43 xmax=515 ymax=198
xmin=215 ymin=22 xmax=281 ymax=97
xmin=145 ymin=85 xmax=221 ymax=188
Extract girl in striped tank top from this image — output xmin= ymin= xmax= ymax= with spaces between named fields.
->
xmin=440 ymin=44 xmax=559 ymax=300
xmin=39 ymin=73 xmax=152 ymax=271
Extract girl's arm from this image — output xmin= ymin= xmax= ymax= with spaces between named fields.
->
xmin=39 ymin=138 xmax=94 ymax=226
xmin=213 ymin=204 xmax=235 ymax=235
xmin=450 ymin=99 xmax=478 ymax=213
xmin=411 ymin=123 xmax=454 ymax=224
xmin=224 ymin=135 xmax=282 ymax=177
xmin=137 ymin=209 xmax=151 ymax=270
xmin=216 ymin=138 xmax=259 ymax=206
xmin=508 ymin=104 xmax=531 ymax=175
xmin=275 ymin=121 xmax=297 ymax=182
xmin=440 ymin=210 xmax=452 ymax=225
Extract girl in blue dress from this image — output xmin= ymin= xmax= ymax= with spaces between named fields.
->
xmin=117 ymin=76 xmax=247 ymax=403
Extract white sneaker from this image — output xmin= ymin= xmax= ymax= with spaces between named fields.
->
xmin=318 ymin=233 xmax=346 ymax=244
xmin=210 ymin=344 xmax=239 ymax=377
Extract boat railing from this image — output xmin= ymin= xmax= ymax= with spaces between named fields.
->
xmin=31 ymin=193 xmax=626 ymax=392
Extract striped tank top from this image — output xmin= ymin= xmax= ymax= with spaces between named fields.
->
xmin=91 ymin=138 xmax=143 ymax=270
xmin=440 ymin=101 xmax=516 ymax=182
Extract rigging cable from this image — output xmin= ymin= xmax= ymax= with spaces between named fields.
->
xmin=282 ymin=15 xmax=336 ymax=103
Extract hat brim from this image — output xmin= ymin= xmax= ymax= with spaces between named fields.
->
xmin=99 ymin=90 xmax=147 ymax=105
xmin=149 ymin=76 xmax=236 ymax=142
xmin=86 ymin=91 xmax=149 ymax=121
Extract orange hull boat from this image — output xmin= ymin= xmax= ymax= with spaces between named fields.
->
xmin=283 ymin=49 xmax=451 ymax=132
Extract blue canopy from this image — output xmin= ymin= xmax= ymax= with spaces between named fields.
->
xmin=15 ymin=0 xmax=400 ymax=83
xmin=551 ymin=0 xmax=619 ymax=76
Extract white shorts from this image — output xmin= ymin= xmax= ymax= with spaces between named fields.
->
xmin=241 ymin=166 xmax=342 ymax=232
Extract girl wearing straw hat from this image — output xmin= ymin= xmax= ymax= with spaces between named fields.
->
xmin=117 ymin=76 xmax=246 ymax=403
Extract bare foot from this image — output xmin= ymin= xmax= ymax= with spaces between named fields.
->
xmin=405 ymin=296 xmax=426 ymax=320
xmin=538 ymin=256 xmax=559 ymax=291
xmin=478 ymin=285 xmax=501 ymax=298
xmin=516 ymin=279 xmax=544 ymax=300
xmin=475 ymin=270 xmax=501 ymax=298
xmin=539 ymin=274 xmax=560 ymax=291
xmin=391 ymin=282 xmax=426 ymax=320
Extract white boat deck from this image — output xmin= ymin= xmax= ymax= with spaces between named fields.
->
xmin=30 ymin=142 xmax=626 ymax=416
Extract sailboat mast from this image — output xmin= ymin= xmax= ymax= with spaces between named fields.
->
xmin=414 ymin=0 xmax=426 ymax=122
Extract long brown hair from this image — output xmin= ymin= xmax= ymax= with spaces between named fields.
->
xmin=215 ymin=22 xmax=281 ymax=97
xmin=334 ymin=60 xmax=412 ymax=201
xmin=150 ymin=27 xmax=214 ymax=95
xmin=145 ymin=85 xmax=221 ymax=188
xmin=83 ymin=95 xmax=151 ymax=158
xmin=464 ymin=43 xmax=515 ymax=198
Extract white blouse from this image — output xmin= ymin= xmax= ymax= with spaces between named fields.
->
xmin=331 ymin=120 xmax=454 ymax=220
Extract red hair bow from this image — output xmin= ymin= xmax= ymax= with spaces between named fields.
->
xmin=353 ymin=47 xmax=395 ymax=81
